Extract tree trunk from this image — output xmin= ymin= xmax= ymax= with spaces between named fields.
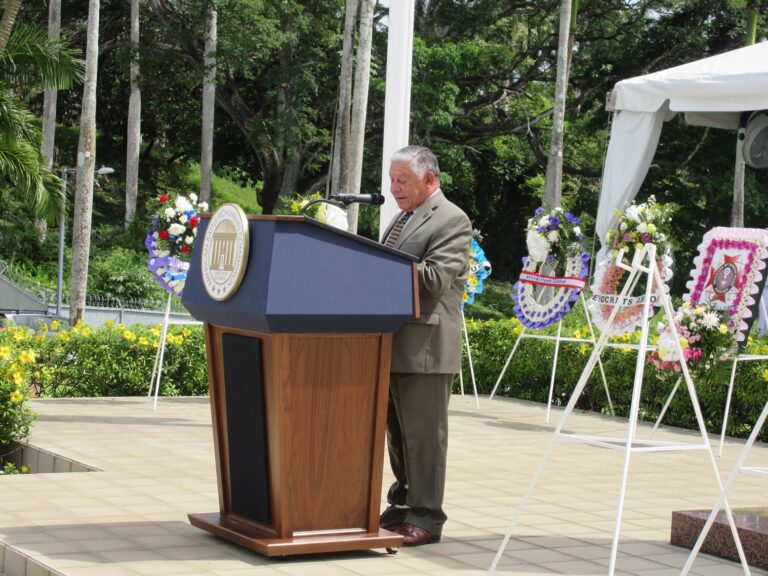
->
xmin=278 ymin=149 xmax=302 ymax=201
xmin=346 ymin=0 xmax=375 ymax=234
xmin=41 ymin=0 xmax=61 ymax=241
xmin=69 ymin=0 xmax=100 ymax=325
xmin=566 ymin=0 xmax=579 ymax=79
xmin=0 ymin=0 xmax=21 ymax=53
xmin=731 ymin=2 xmax=758 ymax=227
xmin=124 ymin=0 xmax=141 ymax=229
xmin=731 ymin=155 xmax=745 ymax=227
xmin=42 ymin=0 xmax=61 ymax=170
xmin=200 ymin=3 xmax=217 ymax=206
xmin=214 ymin=73 xmax=283 ymax=213
xmin=543 ymin=0 xmax=573 ymax=208
xmin=330 ymin=0 xmax=358 ymax=199
xmin=269 ymin=17 xmax=297 ymax=206
xmin=745 ymin=3 xmax=759 ymax=45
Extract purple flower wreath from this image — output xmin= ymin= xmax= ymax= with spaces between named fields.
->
xmin=512 ymin=207 xmax=589 ymax=330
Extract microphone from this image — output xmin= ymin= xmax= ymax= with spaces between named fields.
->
xmin=329 ymin=193 xmax=385 ymax=206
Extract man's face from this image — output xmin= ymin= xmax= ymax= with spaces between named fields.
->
xmin=389 ymin=161 xmax=436 ymax=212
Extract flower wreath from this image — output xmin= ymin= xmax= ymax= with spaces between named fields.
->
xmin=684 ymin=227 xmax=768 ymax=345
xmin=462 ymin=236 xmax=492 ymax=309
xmin=512 ymin=207 xmax=589 ymax=329
xmin=145 ymin=192 xmax=208 ymax=296
xmin=648 ymin=301 xmax=734 ymax=382
xmin=588 ymin=196 xmax=675 ymax=337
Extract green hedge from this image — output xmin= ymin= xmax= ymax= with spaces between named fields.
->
xmin=457 ymin=302 xmax=768 ymax=442
xmin=4 ymin=307 xmax=768 ymax=444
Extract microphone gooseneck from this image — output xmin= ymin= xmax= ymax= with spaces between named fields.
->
xmin=329 ymin=194 xmax=386 ymax=206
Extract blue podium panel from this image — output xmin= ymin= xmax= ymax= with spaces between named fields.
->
xmin=182 ymin=216 xmax=417 ymax=333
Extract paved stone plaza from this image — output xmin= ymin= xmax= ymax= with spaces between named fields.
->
xmin=1 ymin=394 xmax=767 ymax=576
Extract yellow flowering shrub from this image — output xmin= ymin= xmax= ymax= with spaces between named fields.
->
xmin=0 ymin=327 xmax=37 ymax=461
xmin=26 ymin=321 xmax=208 ymax=398
xmin=0 ymin=317 xmax=207 ymax=404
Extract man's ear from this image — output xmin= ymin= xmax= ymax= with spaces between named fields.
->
xmin=425 ymin=170 xmax=439 ymax=189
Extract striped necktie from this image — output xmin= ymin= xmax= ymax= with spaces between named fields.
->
xmin=384 ymin=212 xmax=413 ymax=248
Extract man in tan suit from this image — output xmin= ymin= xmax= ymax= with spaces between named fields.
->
xmin=379 ymin=146 xmax=472 ymax=546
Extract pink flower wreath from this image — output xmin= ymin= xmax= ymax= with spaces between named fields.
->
xmin=684 ymin=227 xmax=768 ymax=345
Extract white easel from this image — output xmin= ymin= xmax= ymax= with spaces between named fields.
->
xmin=488 ymin=291 xmax=615 ymax=423
xmin=148 ymin=293 xmax=174 ymax=409
xmin=650 ymin=294 xmax=768 ymax=456
xmin=680 ymin=392 xmax=768 ymax=575
xmin=487 ymin=243 xmax=750 ymax=576
xmin=458 ymin=309 xmax=480 ymax=408
xmin=718 ymin=296 xmax=768 ymax=455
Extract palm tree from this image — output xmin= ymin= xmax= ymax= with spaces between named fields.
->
xmin=0 ymin=24 xmax=84 ymax=222
xmin=200 ymin=1 xmax=217 ymax=206
xmin=329 ymin=0 xmax=359 ymax=201
xmin=731 ymin=1 xmax=760 ymax=227
xmin=0 ymin=0 xmax=22 ymax=53
xmin=124 ymin=0 xmax=141 ymax=228
xmin=345 ymin=0 xmax=375 ymax=234
xmin=38 ymin=0 xmax=62 ymax=240
xmin=42 ymin=0 xmax=61 ymax=172
xmin=69 ymin=0 xmax=100 ymax=325
xmin=543 ymin=0 xmax=574 ymax=207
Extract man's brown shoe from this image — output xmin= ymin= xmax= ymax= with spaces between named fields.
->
xmin=394 ymin=522 xmax=440 ymax=546
xmin=379 ymin=517 xmax=402 ymax=531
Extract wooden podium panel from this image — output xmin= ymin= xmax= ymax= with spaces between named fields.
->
xmin=188 ymin=324 xmax=403 ymax=555
xmin=182 ymin=215 xmax=416 ymax=556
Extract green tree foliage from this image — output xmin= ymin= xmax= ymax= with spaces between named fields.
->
xmin=400 ymin=0 xmax=768 ymax=284
xmin=0 ymin=23 xmax=83 ymax=222
xmin=0 ymin=186 xmax=60 ymax=264
xmin=9 ymin=0 xmax=768 ymax=288
xmin=89 ymin=247 xmax=163 ymax=302
xmin=143 ymin=0 xmax=341 ymax=214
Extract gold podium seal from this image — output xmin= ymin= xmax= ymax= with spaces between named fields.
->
xmin=200 ymin=204 xmax=250 ymax=301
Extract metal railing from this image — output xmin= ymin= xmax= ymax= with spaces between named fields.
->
xmin=1 ymin=259 xmax=195 ymax=326
xmin=0 ymin=259 xmax=54 ymax=307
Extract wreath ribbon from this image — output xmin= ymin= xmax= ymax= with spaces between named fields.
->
xmin=589 ymin=292 xmax=659 ymax=307
xmin=145 ymin=231 xmax=190 ymax=297
xmin=519 ymin=271 xmax=586 ymax=290
xmin=587 ymin=253 xmax=673 ymax=337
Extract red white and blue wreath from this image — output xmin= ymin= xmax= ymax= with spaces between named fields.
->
xmin=512 ymin=207 xmax=589 ymax=329
xmin=462 ymin=236 xmax=492 ymax=309
xmin=145 ymin=192 xmax=208 ymax=297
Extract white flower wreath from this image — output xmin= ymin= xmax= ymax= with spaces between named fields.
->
xmin=587 ymin=196 xmax=675 ymax=336
xmin=512 ymin=207 xmax=589 ymax=330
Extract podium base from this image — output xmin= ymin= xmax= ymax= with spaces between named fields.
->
xmin=188 ymin=512 xmax=404 ymax=556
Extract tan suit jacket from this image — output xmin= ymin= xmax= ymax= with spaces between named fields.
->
xmin=382 ymin=190 xmax=472 ymax=374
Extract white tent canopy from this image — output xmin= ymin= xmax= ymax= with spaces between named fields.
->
xmin=596 ymin=41 xmax=768 ymax=244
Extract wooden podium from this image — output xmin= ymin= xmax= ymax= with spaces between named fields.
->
xmin=181 ymin=215 xmax=418 ymax=556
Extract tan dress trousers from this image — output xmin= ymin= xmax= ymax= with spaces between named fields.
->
xmin=383 ymin=372 xmax=453 ymax=536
